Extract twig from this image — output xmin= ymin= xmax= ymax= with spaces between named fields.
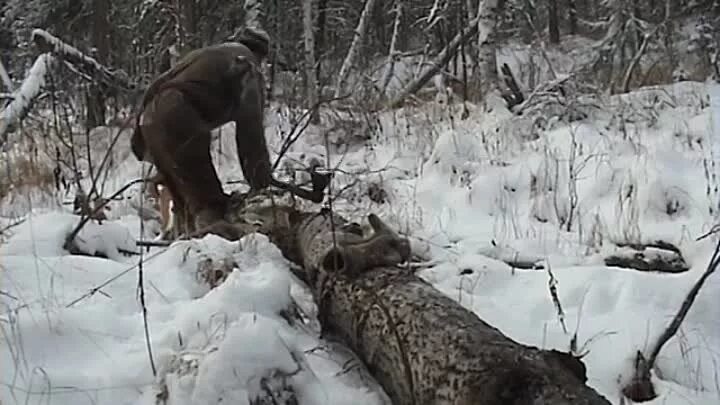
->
xmin=66 ymin=263 xmax=133 ymax=307
xmin=625 ymin=237 xmax=720 ymax=400
xmin=546 ymin=260 xmax=568 ymax=334
xmin=0 ymin=217 xmax=27 ymax=235
xmin=271 ymin=93 xmax=352 ymax=172
xmin=0 ymin=290 xmax=18 ymax=300
xmin=137 ymin=238 xmax=157 ymax=376
xmin=137 ymin=165 xmax=156 ymax=377
xmin=65 ymin=239 xmax=170 ymax=308
xmin=695 ymin=224 xmax=720 ymax=241
xmin=646 ymin=238 xmax=720 ymax=368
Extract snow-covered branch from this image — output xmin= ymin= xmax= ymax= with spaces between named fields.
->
xmin=31 ymin=28 xmax=134 ymax=91
xmin=0 ymin=53 xmax=56 ymax=145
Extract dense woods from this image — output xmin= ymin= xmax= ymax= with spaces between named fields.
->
xmin=1 ymin=1 xmax=719 ymax=405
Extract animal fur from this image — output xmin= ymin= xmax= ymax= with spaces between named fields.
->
xmin=130 ymin=29 xmax=273 ymax=239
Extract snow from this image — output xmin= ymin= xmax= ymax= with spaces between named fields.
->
xmin=2 ymin=79 xmax=720 ymax=404
xmin=1 ymin=222 xmax=386 ymax=404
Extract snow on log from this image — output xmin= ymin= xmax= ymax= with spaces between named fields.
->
xmin=31 ymin=28 xmax=134 ymax=91
xmin=0 ymin=53 xmax=56 ymax=144
xmin=230 ymin=193 xmax=612 ymax=405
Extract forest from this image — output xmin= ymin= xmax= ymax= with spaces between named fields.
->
xmin=1 ymin=1 xmax=720 ymax=405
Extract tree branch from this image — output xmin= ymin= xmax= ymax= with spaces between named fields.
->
xmin=31 ymin=28 xmax=135 ymax=91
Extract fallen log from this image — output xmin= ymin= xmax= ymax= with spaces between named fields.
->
xmin=223 ymin=193 xmax=612 ymax=405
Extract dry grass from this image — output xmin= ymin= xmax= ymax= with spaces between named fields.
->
xmin=0 ymin=152 xmax=56 ymax=200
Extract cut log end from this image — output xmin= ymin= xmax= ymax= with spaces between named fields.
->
xmin=317 ymin=214 xmax=411 ymax=277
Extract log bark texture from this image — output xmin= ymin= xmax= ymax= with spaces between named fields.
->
xmin=229 ymin=193 xmax=613 ymax=405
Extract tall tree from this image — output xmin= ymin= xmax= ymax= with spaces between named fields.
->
xmin=568 ymin=0 xmax=577 ymax=35
xmin=87 ymin=0 xmax=109 ymax=128
xmin=548 ymin=0 xmax=560 ymax=44
xmin=315 ymin=0 xmax=328 ymax=87
xmin=476 ymin=0 xmax=501 ymax=101
xmin=302 ymin=0 xmax=319 ymax=123
xmin=334 ymin=0 xmax=379 ymax=97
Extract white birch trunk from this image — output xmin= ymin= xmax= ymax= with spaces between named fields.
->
xmin=380 ymin=2 xmax=403 ymax=96
xmin=303 ymin=0 xmax=319 ymax=123
xmin=334 ymin=0 xmax=378 ymax=98
xmin=476 ymin=0 xmax=500 ymax=100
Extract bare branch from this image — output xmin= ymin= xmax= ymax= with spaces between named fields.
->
xmin=389 ymin=14 xmax=481 ymax=108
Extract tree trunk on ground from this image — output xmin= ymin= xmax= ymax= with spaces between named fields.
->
xmin=302 ymin=0 xmax=320 ymax=123
xmin=548 ymin=0 xmax=560 ymax=44
xmin=217 ymin=192 xmax=614 ymax=405
xmin=334 ymin=0 xmax=378 ymax=98
xmin=476 ymin=0 xmax=501 ymax=102
xmin=87 ymin=0 xmax=110 ymax=128
xmin=389 ymin=14 xmax=481 ymax=108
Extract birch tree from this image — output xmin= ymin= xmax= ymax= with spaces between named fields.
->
xmin=476 ymin=0 xmax=501 ymax=102
xmin=303 ymin=0 xmax=319 ymax=123
xmin=87 ymin=0 xmax=110 ymax=128
xmin=380 ymin=2 xmax=403 ymax=97
xmin=334 ymin=0 xmax=378 ymax=97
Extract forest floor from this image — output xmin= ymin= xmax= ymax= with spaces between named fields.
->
xmin=2 ymin=76 xmax=720 ymax=404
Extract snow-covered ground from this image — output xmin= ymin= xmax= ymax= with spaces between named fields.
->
xmin=2 ymin=81 xmax=720 ymax=405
